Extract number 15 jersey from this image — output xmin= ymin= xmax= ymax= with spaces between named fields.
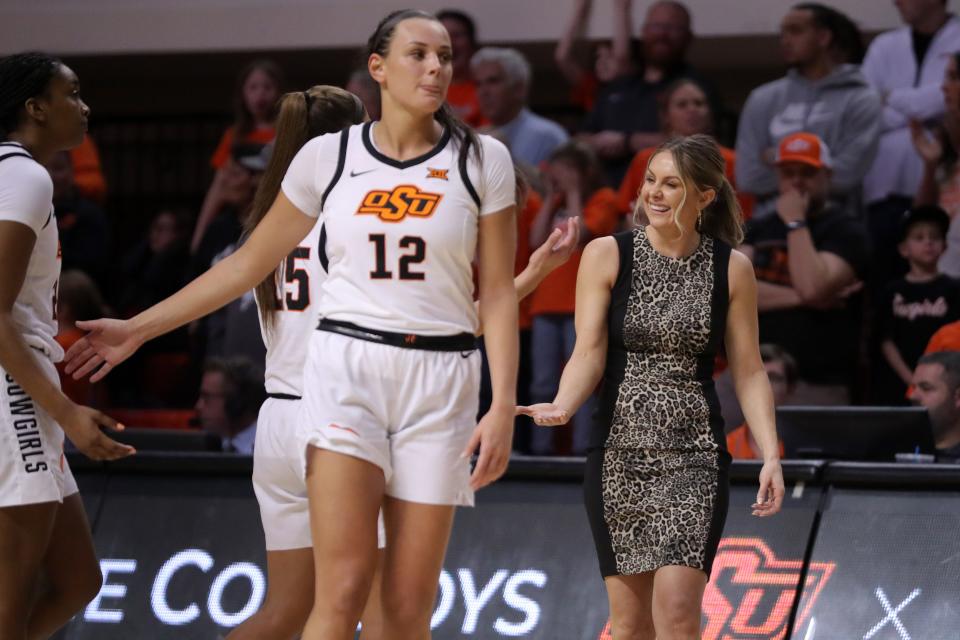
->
xmin=281 ymin=122 xmax=515 ymax=336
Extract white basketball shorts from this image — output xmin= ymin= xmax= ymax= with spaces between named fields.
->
xmin=255 ymin=396 xmax=385 ymax=550
xmin=299 ymin=329 xmax=480 ymax=507
xmin=0 ymin=356 xmax=77 ymax=508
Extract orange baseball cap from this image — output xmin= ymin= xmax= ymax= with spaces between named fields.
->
xmin=775 ymin=132 xmax=832 ymax=169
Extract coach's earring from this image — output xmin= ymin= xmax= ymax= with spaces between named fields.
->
xmin=696 ymin=209 xmax=703 ymax=232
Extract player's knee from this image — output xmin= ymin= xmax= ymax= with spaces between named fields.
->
xmin=380 ymin=582 xmax=435 ymax=630
xmin=318 ymin=571 xmax=373 ymax=620
xmin=254 ymin=606 xmax=308 ymax=638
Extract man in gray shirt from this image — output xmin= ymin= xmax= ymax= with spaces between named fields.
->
xmin=736 ymin=3 xmax=881 ymax=219
xmin=471 ymin=47 xmax=568 ymax=168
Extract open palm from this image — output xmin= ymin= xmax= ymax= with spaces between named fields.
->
xmin=517 ymin=403 xmax=570 ymax=426
xmin=64 ymin=318 xmax=142 ymax=382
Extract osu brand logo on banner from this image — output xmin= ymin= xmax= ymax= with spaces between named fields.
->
xmin=596 ymin=538 xmax=835 ymax=640
xmin=357 ymin=185 xmax=442 ymax=222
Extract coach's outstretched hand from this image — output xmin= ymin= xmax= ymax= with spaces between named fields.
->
xmin=64 ymin=318 xmax=143 ymax=382
xmin=463 ymin=404 xmax=514 ymax=490
xmin=516 ymin=403 xmax=570 ymax=426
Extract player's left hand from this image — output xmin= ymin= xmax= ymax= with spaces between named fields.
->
xmin=752 ymin=459 xmax=785 ymax=517
xmin=528 ymin=217 xmax=581 ymax=276
xmin=463 ymin=403 xmax=514 ymax=490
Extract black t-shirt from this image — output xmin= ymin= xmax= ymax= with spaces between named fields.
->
xmin=878 ymin=275 xmax=960 ymax=370
xmin=745 ymin=208 xmax=870 ymax=385
xmin=583 ymin=62 xmax=718 ymax=185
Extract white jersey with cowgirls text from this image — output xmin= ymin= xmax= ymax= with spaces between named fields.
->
xmin=0 ymin=143 xmax=63 ymax=362
xmin=256 ymin=220 xmax=326 ymax=396
xmin=281 ymin=122 xmax=515 ymax=336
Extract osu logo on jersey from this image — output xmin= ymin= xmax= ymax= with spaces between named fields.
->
xmin=357 ymin=185 xmax=442 ymax=222
xmin=596 ymin=538 xmax=835 ymax=640
xmin=426 ymin=167 xmax=449 ymax=180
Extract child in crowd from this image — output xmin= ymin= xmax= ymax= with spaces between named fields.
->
xmin=877 ymin=205 xmax=960 ymax=402
xmin=528 ymin=141 xmax=620 ymax=454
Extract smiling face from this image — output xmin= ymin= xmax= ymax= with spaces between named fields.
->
xmin=370 ymin=17 xmax=453 ymax=116
xmin=641 ymin=151 xmax=698 ymax=233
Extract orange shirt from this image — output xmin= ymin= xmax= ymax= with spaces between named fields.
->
xmin=925 ymin=320 xmax=960 ymax=354
xmin=516 ymin=190 xmax=542 ymax=330
xmin=571 ymin=73 xmax=600 ymax=113
xmin=210 ymin=126 xmax=277 ymax=169
xmin=617 ymin=144 xmax=754 ymax=220
xmin=446 ymin=80 xmax=487 ymax=128
xmin=530 ymin=188 xmax=621 ymax=316
xmin=726 ymin=424 xmax=785 ymax=460
xmin=70 ymin=134 xmax=107 ymax=203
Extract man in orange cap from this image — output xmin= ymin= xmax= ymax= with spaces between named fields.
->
xmin=739 ymin=132 xmax=870 ymax=405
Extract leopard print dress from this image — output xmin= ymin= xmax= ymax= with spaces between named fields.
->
xmin=584 ymin=226 xmax=732 ymax=578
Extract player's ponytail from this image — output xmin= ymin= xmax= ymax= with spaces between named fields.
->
xmin=244 ymin=85 xmax=366 ymax=330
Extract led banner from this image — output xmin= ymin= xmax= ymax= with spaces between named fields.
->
xmin=791 ymin=488 xmax=960 ymax=640
xmin=56 ymin=471 xmax=820 ymax=639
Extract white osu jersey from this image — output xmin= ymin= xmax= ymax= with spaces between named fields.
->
xmin=0 ymin=143 xmax=63 ymax=362
xmin=282 ymin=122 xmax=515 ymax=336
xmin=256 ymin=220 xmax=326 ymax=396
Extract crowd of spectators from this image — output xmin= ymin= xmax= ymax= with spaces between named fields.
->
xmin=46 ymin=0 xmax=960 ymax=460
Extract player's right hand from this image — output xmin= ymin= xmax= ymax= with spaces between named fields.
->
xmin=516 ymin=403 xmax=570 ymax=427
xmin=64 ymin=318 xmax=142 ymax=382
xmin=59 ymin=404 xmax=136 ymax=461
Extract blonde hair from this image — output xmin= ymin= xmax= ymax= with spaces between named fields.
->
xmin=635 ymin=134 xmax=744 ymax=246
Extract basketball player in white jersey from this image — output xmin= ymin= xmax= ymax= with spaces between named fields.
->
xmin=0 ymin=52 xmax=134 ymax=639
xmin=225 ymin=84 xmax=577 ymax=640
xmin=67 ymin=11 xmax=530 ymax=637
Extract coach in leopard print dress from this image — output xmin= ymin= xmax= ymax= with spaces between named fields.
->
xmin=520 ymin=135 xmax=785 ymax=638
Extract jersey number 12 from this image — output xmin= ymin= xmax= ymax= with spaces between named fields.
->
xmin=369 ymin=234 xmax=426 ymax=281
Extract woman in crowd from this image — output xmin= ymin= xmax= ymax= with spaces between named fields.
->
xmin=618 ymin=77 xmax=752 ymax=219
xmin=193 ymin=59 xmax=283 ymax=253
xmin=913 ymin=53 xmax=960 ymax=277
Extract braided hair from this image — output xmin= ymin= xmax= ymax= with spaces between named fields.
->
xmin=0 ymin=52 xmax=62 ymax=138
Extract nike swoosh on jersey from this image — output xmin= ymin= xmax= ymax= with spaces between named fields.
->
xmin=350 ymin=168 xmax=377 ymax=178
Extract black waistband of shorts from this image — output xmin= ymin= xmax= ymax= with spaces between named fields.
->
xmin=318 ymin=319 xmax=478 ymax=352
xmin=266 ymin=393 xmax=301 ymax=401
